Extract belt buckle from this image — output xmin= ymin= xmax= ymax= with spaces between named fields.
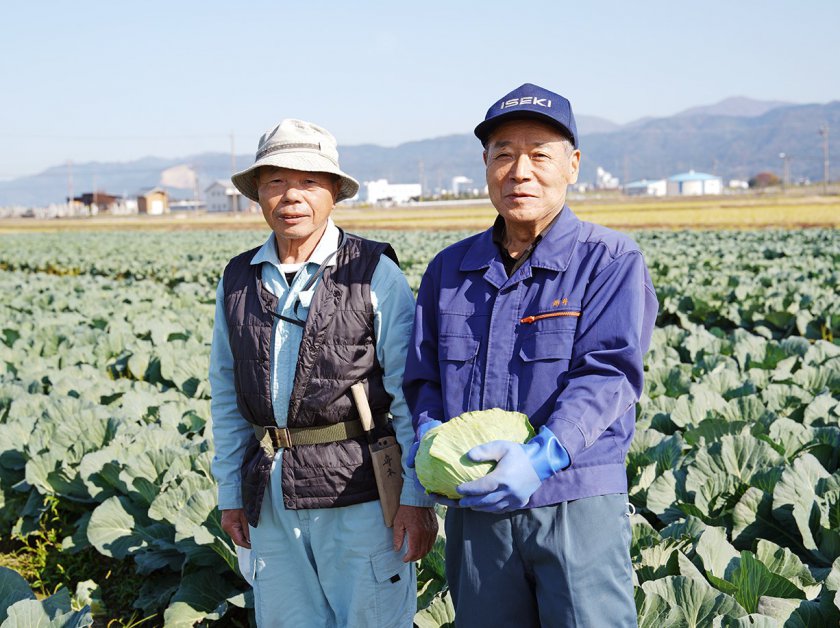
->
xmin=275 ymin=427 xmax=292 ymax=449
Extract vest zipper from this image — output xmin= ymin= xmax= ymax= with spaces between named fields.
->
xmin=520 ymin=311 xmax=581 ymax=324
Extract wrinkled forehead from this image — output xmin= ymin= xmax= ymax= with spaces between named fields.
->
xmin=485 ymin=118 xmax=573 ymax=150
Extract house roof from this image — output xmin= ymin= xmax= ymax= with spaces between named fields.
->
xmin=205 ymin=180 xmax=236 ymax=192
xmin=668 ymin=171 xmax=720 ymax=182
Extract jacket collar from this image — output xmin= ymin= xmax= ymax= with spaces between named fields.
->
xmin=460 ymin=205 xmax=582 ymax=275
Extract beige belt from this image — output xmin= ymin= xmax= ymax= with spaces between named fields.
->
xmin=254 ymin=421 xmax=367 ymax=450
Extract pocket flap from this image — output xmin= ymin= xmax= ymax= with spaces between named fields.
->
xmin=237 ymin=545 xmax=255 ymax=585
xmin=370 ymin=547 xmax=408 ymax=584
xmin=520 ymin=331 xmax=574 ymax=362
xmin=439 ymin=335 xmax=479 ymax=362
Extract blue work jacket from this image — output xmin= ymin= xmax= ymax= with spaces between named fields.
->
xmin=403 ymin=206 xmax=658 ymax=507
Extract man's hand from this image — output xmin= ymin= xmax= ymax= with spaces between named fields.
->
xmin=457 ymin=440 xmax=542 ymax=513
xmin=221 ymin=508 xmax=251 ymax=549
xmin=392 ymin=505 xmax=438 ymax=562
xmin=457 ymin=428 xmax=569 ymax=513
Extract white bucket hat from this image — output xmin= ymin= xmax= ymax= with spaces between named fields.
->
xmin=231 ymin=119 xmax=359 ymax=203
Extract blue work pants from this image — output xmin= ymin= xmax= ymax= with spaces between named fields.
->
xmin=444 ymin=493 xmax=636 ymax=627
xmin=247 ymin=462 xmax=416 ymax=627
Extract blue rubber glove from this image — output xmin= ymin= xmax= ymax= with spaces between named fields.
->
xmin=456 ymin=426 xmax=570 ymax=513
xmin=406 ymin=419 xmax=442 ymax=469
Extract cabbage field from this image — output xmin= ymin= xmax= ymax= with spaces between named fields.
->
xmin=0 ymin=227 xmax=838 ymax=627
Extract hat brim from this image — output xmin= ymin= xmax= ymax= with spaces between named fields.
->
xmin=474 ymin=110 xmax=577 ymax=148
xmin=231 ymin=151 xmax=360 ymax=203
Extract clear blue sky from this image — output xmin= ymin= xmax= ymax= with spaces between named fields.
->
xmin=1 ymin=0 xmax=838 ymax=179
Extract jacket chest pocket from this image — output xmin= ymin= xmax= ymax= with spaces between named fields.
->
xmin=439 ymin=334 xmax=480 ymax=412
xmin=518 ymin=330 xmax=575 ymax=411
xmin=518 ymin=308 xmax=579 ymax=363
xmin=519 ymin=330 xmax=575 ymax=363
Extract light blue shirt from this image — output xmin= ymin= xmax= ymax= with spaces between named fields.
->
xmin=210 ymin=219 xmax=432 ymax=511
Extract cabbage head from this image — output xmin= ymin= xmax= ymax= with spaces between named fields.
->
xmin=414 ymin=409 xmax=535 ymax=499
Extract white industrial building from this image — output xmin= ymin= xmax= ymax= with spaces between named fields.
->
xmin=205 ymin=180 xmax=244 ymax=212
xmin=595 ymin=167 xmax=620 ymax=189
xmin=624 ymin=179 xmax=667 ymax=196
xmin=667 ymin=171 xmax=723 ymax=196
xmin=451 ymin=175 xmax=476 ymax=196
xmin=364 ymin=179 xmax=422 ymax=205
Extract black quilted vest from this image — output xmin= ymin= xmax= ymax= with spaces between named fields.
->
xmin=222 ymin=233 xmax=398 ymax=526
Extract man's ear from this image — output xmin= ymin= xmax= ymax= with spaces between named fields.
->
xmin=483 ymin=150 xmax=488 ymax=167
xmin=568 ymin=150 xmax=581 ymax=184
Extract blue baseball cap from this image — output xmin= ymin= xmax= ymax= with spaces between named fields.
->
xmin=474 ymin=83 xmax=578 ymax=148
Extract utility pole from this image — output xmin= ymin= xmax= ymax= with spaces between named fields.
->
xmin=779 ymin=153 xmax=790 ymax=190
xmin=66 ymin=160 xmax=74 ymax=212
xmin=819 ymin=125 xmax=830 ymax=194
xmin=193 ymin=164 xmax=200 ymax=213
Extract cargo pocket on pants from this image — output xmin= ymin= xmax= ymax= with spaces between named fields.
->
xmin=251 ymin=552 xmax=268 ymax=627
xmin=237 ymin=545 xmax=255 ymax=586
xmin=370 ymin=547 xmax=413 ymax=627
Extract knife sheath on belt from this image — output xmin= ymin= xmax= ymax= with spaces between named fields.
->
xmin=350 ymin=382 xmax=403 ymax=528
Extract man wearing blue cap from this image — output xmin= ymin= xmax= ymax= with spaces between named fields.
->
xmin=404 ymin=84 xmax=658 ymax=626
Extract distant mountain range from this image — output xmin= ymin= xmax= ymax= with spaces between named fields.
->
xmin=1 ymin=97 xmax=837 ymax=206
xmin=671 ymin=96 xmax=793 ymax=119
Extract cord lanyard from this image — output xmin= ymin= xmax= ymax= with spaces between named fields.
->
xmin=270 ymin=229 xmax=346 ymax=328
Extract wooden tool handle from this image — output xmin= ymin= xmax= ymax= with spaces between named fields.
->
xmin=350 ymin=383 xmax=374 ymax=432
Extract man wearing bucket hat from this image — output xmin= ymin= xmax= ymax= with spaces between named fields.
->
xmin=210 ymin=118 xmax=437 ymax=626
xmin=404 ymin=84 xmax=658 ymax=626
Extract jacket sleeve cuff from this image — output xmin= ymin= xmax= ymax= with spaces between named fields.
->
xmin=400 ymin=470 xmax=436 ymax=507
xmin=527 ymin=426 xmax=572 ymax=480
xmin=544 ymin=418 xmax=588 ymax=463
xmin=217 ymin=484 xmax=243 ymax=511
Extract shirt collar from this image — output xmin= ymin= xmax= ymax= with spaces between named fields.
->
xmin=461 ymin=205 xmax=581 ymax=273
xmin=527 ymin=206 xmax=581 ymax=272
xmin=250 ymin=218 xmax=341 ymax=269
xmin=491 ymin=211 xmax=561 ymax=269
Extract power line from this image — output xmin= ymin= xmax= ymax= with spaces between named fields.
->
xmin=0 ymin=133 xmax=231 ymax=140
xmin=0 ymin=158 xmax=251 ymax=180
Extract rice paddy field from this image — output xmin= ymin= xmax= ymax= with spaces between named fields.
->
xmin=0 ymin=193 xmax=838 ymax=626
xmin=2 ymin=191 xmax=839 ymax=234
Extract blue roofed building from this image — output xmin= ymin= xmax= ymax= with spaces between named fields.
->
xmin=666 ymin=170 xmax=723 ymax=196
